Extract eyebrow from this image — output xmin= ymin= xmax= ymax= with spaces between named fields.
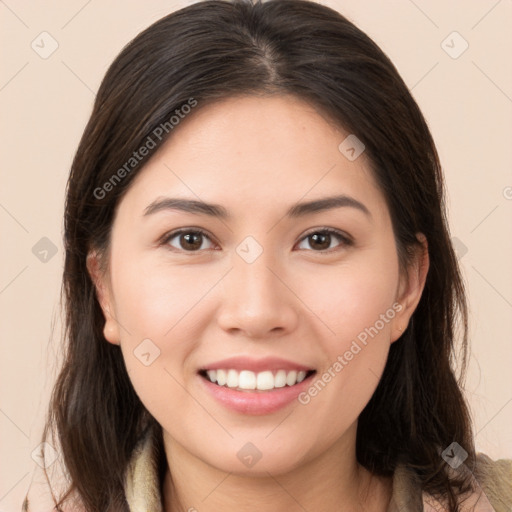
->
xmin=143 ymin=194 xmax=371 ymax=220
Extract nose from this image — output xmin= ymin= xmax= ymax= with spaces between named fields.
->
xmin=216 ymin=250 xmax=299 ymax=339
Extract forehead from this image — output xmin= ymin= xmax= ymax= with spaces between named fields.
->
xmin=117 ymin=94 xmax=388 ymax=223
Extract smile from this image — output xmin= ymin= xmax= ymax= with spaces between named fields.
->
xmin=197 ymin=356 xmax=318 ymax=415
xmin=199 ymin=368 xmax=315 ymax=391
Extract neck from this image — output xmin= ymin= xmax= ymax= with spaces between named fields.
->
xmin=161 ymin=424 xmax=392 ymax=512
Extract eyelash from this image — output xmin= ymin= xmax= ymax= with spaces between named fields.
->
xmin=159 ymin=227 xmax=353 ymax=255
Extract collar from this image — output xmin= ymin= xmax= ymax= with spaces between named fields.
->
xmin=123 ymin=424 xmax=496 ymax=512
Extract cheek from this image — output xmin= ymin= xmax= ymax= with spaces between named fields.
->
xmin=292 ymin=250 xmax=399 ymax=423
xmin=109 ymin=256 xmax=208 ymax=407
xmin=111 ymin=255 xmax=213 ymax=340
xmin=298 ymin=250 xmax=400 ymax=345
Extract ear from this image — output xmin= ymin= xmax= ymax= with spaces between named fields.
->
xmin=86 ymin=251 xmax=120 ymax=345
xmin=391 ymin=233 xmax=429 ymax=343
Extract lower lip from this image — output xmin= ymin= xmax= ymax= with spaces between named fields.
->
xmin=198 ymin=372 xmax=316 ymax=415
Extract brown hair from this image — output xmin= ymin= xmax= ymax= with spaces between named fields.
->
xmin=31 ymin=0 xmax=476 ymax=510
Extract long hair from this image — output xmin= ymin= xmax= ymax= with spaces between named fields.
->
xmin=34 ymin=0 xmax=475 ymax=510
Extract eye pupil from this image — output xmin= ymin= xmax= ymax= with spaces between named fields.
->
xmin=181 ymin=232 xmax=202 ymax=250
xmin=309 ymin=233 xmax=331 ymax=250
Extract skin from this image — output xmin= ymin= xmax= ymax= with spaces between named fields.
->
xmin=87 ymin=94 xmax=429 ymax=512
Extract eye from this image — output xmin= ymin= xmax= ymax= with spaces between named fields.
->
xmin=296 ymin=228 xmax=353 ymax=253
xmin=162 ymin=228 xmax=216 ymax=252
xmin=160 ymin=227 xmax=352 ymax=254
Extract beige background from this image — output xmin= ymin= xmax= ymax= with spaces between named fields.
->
xmin=1 ymin=0 xmax=511 ymax=510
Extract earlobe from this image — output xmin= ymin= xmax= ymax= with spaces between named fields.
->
xmin=86 ymin=251 xmax=121 ymax=345
xmin=391 ymin=234 xmax=429 ymax=343
xmin=102 ymin=322 xmax=121 ymax=345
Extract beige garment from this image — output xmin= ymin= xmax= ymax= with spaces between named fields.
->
xmin=22 ymin=425 xmax=512 ymax=512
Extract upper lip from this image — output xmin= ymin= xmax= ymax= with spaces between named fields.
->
xmin=199 ymin=356 xmax=315 ymax=373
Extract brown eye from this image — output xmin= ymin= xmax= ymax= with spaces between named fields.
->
xmin=161 ymin=227 xmax=352 ymax=254
xmin=297 ymin=228 xmax=352 ymax=252
xmin=163 ymin=229 xmax=215 ymax=252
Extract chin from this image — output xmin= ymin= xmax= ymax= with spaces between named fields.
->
xmin=198 ymin=437 xmax=313 ymax=476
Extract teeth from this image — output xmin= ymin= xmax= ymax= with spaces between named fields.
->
xmin=203 ymin=368 xmax=311 ymax=390
xmin=274 ymin=369 xmax=287 ymax=388
xmin=226 ymin=369 xmax=239 ymax=388
xmin=286 ymin=370 xmax=297 ymax=386
xmin=216 ymin=369 xmax=227 ymax=386
xmin=256 ymin=371 xmax=274 ymax=390
xmin=239 ymin=370 xmax=256 ymax=389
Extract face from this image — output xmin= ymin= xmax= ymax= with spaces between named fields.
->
xmin=88 ymin=94 xmax=427 ymax=476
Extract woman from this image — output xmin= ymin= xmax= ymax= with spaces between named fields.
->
xmin=22 ymin=0 xmax=512 ymax=511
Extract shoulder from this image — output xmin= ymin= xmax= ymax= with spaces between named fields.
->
xmin=471 ymin=452 xmax=512 ymax=511
xmin=21 ymin=462 xmax=86 ymax=512
xmin=422 ymin=453 xmax=512 ymax=512
xmin=22 ymin=492 xmax=86 ymax=512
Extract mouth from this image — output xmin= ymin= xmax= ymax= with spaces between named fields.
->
xmin=198 ymin=368 xmax=317 ymax=392
xmin=196 ymin=356 xmax=318 ymax=414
